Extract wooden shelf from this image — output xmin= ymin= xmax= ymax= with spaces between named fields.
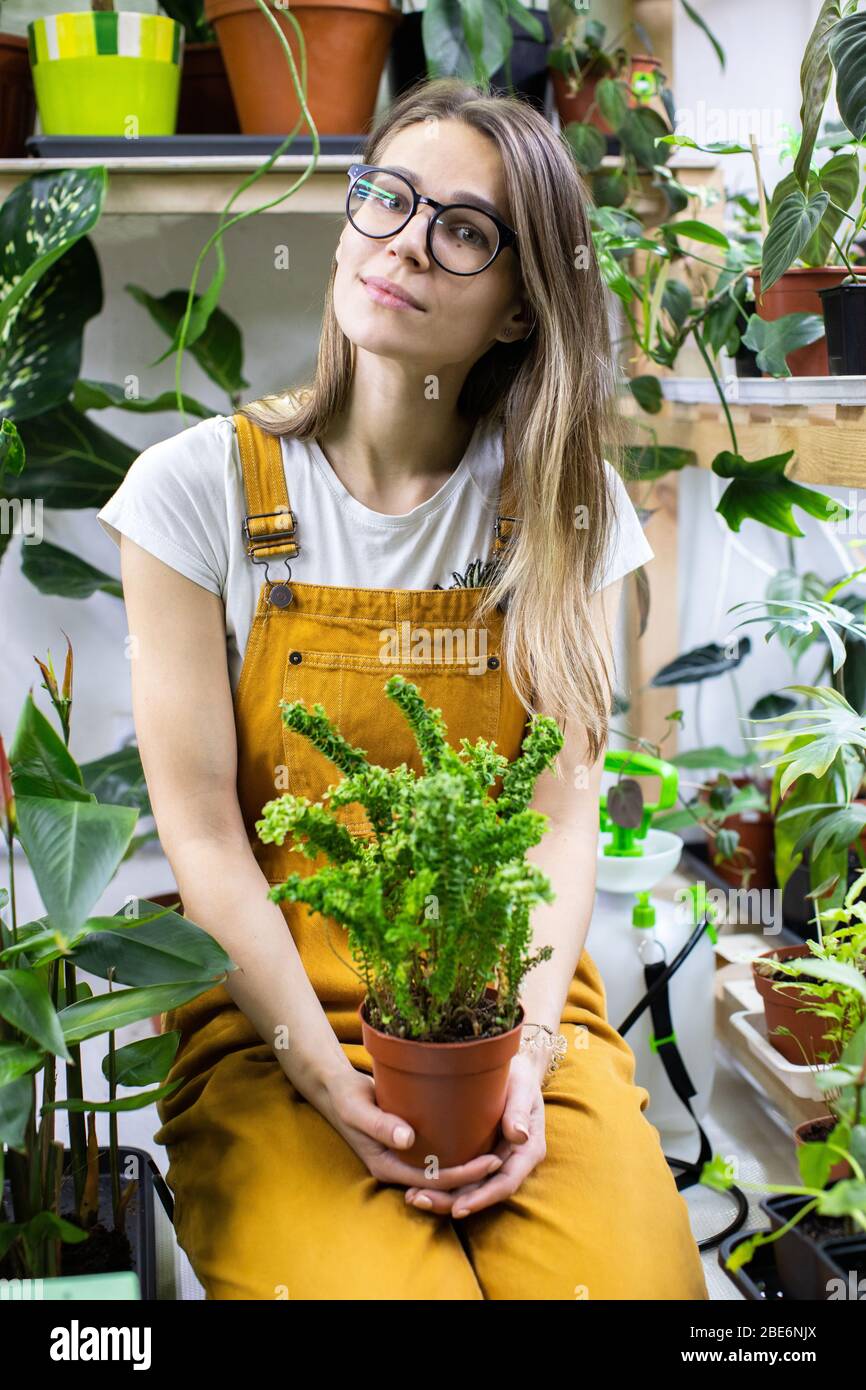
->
xmin=622 ymin=394 xmax=866 ymax=488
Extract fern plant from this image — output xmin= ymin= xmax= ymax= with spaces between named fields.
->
xmin=256 ymin=674 xmax=564 ymax=1042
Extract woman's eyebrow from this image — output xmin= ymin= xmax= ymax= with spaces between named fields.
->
xmin=385 ymin=165 xmax=507 ymax=222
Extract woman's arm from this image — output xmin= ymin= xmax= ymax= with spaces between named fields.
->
xmin=120 ymin=536 xmax=502 ymax=1191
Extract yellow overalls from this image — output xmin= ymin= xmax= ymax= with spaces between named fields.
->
xmin=153 ymin=413 xmax=709 ymax=1301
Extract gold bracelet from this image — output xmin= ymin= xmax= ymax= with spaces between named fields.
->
xmin=519 ymin=1022 xmax=568 ymax=1086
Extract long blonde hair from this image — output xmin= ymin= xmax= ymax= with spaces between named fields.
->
xmin=239 ymin=77 xmax=622 ymax=762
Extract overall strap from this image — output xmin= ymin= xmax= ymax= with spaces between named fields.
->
xmin=234 ymin=412 xmax=300 ymax=562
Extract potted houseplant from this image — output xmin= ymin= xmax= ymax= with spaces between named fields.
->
xmin=204 ymin=0 xmax=401 ymax=135
xmin=26 ymin=2 xmax=184 ymax=138
xmin=0 ymin=656 xmax=233 ymax=1296
xmin=160 ymin=0 xmax=240 ymax=135
xmin=255 ymin=674 xmax=564 ymax=1168
xmin=707 ymin=975 xmax=866 ymax=1299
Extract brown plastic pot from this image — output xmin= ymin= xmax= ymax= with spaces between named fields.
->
xmin=794 ymin=1115 xmax=853 ymax=1182
xmin=359 ymin=998 xmax=524 ymax=1168
xmin=752 ymin=944 xmax=843 ymax=1066
xmin=203 ymin=0 xmax=401 ymax=136
xmin=748 ymin=267 xmax=866 ymax=376
xmin=0 ymin=32 xmax=36 ymax=157
xmin=176 ymin=41 xmax=239 ymax=135
xmin=703 ymin=776 xmax=775 ymax=892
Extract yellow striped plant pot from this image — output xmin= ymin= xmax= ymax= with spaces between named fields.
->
xmin=27 ymin=11 xmax=183 ymax=137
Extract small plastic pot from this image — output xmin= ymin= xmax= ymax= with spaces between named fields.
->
xmin=752 ymin=944 xmax=843 ymax=1066
xmin=359 ymin=998 xmax=524 ymax=1168
xmin=822 ymin=1238 xmax=866 ymax=1298
xmin=761 ymin=1193 xmax=853 ymax=1300
xmin=793 ymin=1115 xmax=853 ymax=1183
xmin=818 ymin=281 xmax=866 ymax=375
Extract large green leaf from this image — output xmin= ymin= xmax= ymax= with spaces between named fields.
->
xmin=617 ymin=107 xmax=672 ymax=170
xmin=9 ymin=693 xmax=91 ymax=803
xmin=0 ymin=238 xmax=102 ymax=422
xmin=125 ymin=285 xmax=249 ymax=398
xmin=0 ymin=970 xmax=72 ymax=1060
xmin=70 ymin=901 xmax=235 ymax=987
xmin=622 ymin=444 xmax=696 ymax=480
xmin=81 ymin=745 xmax=151 ymax=817
xmin=762 ymin=190 xmax=830 ymax=292
xmin=596 ymin=77 xmax=630 ymax=130
xmin=795 ymin=0 xmax=849 ymax=189
xmin=21 ymin=540 xmax=123 ymax=600
xmin=0 ymin=167 xmax=106 ymax=339
xmin=101 ymin=1031 xmax=180 ymax=1087
xmin=651 ymin=640 xmax=751 ymax=688
xmin=0 ymin=1075 xmax=31 ymax=1149
xmin=422 ymin=0 xmax=512 ymax=82
xmin=713 ymin=451 xmax=840 ymax=536
xmin=802 ymin=152 xmax=861 ymax=265
xmin=58 ymin=979 xmax=221 ymax=1046
xmin=14 ymin=795 xmax=138 ymax=941
xmin=0 ymin=1040 xmax=44 ymax=1085
xmin=72 ymin=379 xmax=213 ymax=419
xmin=43 ymin=1079 xmax=184 ymax=1113
xmin=830 ymin=11 xmax=866 ymax=141
xmin=741 ymin=312 xmax=826 ymax=377
xmin=7 ymin=404 xmax=136 ymax=508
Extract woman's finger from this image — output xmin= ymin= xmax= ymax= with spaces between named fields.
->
xmin=373 ymin=1146 xmax=503 ymax=1190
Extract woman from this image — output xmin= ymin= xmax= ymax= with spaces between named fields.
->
xmin=97 ymin=78 xmax=708 ymax=1301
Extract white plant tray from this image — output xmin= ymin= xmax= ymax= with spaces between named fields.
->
xmin=728 ymin=1009 xmax=829 ymax=1101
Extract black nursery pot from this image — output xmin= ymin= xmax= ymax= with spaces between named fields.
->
xmin=1 ymin=1146 xmax=167 ymax=1298
xmin=818 ymin=282 xmax=866 ymax=375
xmin=388 ymin=10 xmax=553 ymax=111
xmin=823 ymin=1238 xmax=866 ymax=1299
xmin=761 ymin=1193 xmax=854 ymax=1300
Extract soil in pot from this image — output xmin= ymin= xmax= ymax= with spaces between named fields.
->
xmin=752 ymin=944 xmax=844 ymax=1066
xmin=794 ymin=1115 xmax=853 ymax=1182
xmin=359 ymin=997 xmax=523 ymax=1168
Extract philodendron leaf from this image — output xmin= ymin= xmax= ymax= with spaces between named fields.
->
xmin=622 ymin=445 xmax=697 ymax=480
xmin=628 ymin=375 xmax=663 ymax=413
xmin=761 ymin=189 xmax=830 ymax=293
xmin=802 ymin=152 xmax=861 ymax=265
xmin=596 ymin=77 xmax=630 ymax=130
xmin=795 ymin=0 xmax=848 ymax=189
xmin=618 ymin=107 xmax=671 ymax=169
xmin=741 ymin=312 xmax=826 ymax=377
xmin=830 ymin=11 xmax=866 ymax=142
xmin=651 ymin=639 xmax=751 ymax=687
xmin=607 ymin=778 xmax=644 ymax=829
xmin=713 ymin=451 xmax=841 ymax=537
xmin=563 ymin=121 xmax=607 ymax=173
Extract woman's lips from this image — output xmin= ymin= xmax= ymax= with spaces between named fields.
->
xmin=362 ymin=279 xmax=424 ymax=311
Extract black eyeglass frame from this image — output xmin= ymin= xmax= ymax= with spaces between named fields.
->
xmin=345 ymin=162 xmax=519 ymax=275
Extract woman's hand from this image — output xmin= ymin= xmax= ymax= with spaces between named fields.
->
xmin=403 ymin=1049 xmax=548 ymax=1218
xmin=318 ymin=1068 xmax=506 ymax=1192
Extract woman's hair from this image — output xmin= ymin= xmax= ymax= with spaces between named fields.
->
xmin=239 ymin=76 xmax=625 ymax=763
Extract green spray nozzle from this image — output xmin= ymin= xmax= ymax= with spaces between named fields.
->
xmin=599 ymin=750 xmax=678 ymax=858
xmin=632 ymin=891 xmax=656 ymax=929
xmin=685 ymin=881 xmax=719 ymax=945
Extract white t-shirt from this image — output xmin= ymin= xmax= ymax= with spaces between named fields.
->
xmin=96 ymin=412 xmax=653 ymax=694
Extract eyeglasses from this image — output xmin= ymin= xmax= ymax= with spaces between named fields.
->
xmin=345 ymin=163 xmax=519 ymax=276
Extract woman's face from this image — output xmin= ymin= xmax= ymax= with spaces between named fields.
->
xmin=333 ymin=119 xmax=531 ymax=369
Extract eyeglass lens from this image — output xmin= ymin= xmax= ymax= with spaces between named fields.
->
xmin=348 ymin=169 xmax=500 ymax=274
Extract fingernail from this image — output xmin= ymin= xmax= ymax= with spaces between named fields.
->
xmin=393 ymin=1125 xmax=412 ymax=1146
xmin=514 ymin=1121 xmax=529 ymax=1139
xmin=413 ymin=1194 xmax=433 ymax=1209
xmin=487 ymin=1157 xmax=503 ymax=1173
xmin=405 ymin=1188 xmax=417 ymax=1201
xmin=452 ymin=1206 xmax=469 ymax=1219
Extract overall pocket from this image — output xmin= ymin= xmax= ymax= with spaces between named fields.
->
xmin=280 ymin=649 xmax=502 ymax=833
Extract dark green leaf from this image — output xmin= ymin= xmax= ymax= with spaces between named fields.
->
xmin=21 ymin=540 xmax=123 ymax=600
xmin=713 ymin=451 xmax=840 ymax=536
xmin=651 ymin=639 xmax=752 ymax=687
xmin=830 ymin=11 xmax=866 ymax=141
xmin=741 ymin=312 xmax=826 ymax=377
xmin=125 ymin=285 xmax=249 ymax=398
xmin=628 ymin=375 xmax=663 ymax=414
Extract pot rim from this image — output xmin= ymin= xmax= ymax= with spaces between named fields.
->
xmin=358 ymin=996 xmax=525 ymax=1051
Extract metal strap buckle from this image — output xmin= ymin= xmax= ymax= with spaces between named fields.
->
xmin=242 ymin=507 xmax=298 ymax=559
xmin=494 ymin=514 xmax=520 ymax=544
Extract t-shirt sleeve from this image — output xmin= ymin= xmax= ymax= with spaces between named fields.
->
xmin=96 ymin=415 xmax=235 ymax=596
xmin=591 ymin=459 xmax=654 ymax=592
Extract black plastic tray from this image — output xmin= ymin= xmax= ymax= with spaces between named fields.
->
xmin=26 ymin=134 xmax=366 ymax=159
xmin=719 ymin=1229 xmax=787 ymax=1299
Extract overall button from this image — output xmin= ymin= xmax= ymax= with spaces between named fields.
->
xmin=487 ymin=656 xmax=500 ymax=669
xmin=289 ymin=651 xmax=303 ymax=665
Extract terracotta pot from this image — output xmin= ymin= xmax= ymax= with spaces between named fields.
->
xmin=749 ymin=267 xmax=866 ymax=376
xmin=551 ymin=54 xmax=662 ymax=134
xmin=702 ymin=776 xmax=775 ymax=892
xmin=0 ymin=32 xmax=36 ymax=157
xmin=794 ymin=1115 xmax=853 ymax=1182
xmin=177 ymin=41 xmax=239 ymax=134
xmin=359 ymin=998 xmax=524 ymax=1168
xmin=752 ymin=944 xmax=843 ymax=1066
xmin=204 ymin=0 xmax=401 ymax=136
